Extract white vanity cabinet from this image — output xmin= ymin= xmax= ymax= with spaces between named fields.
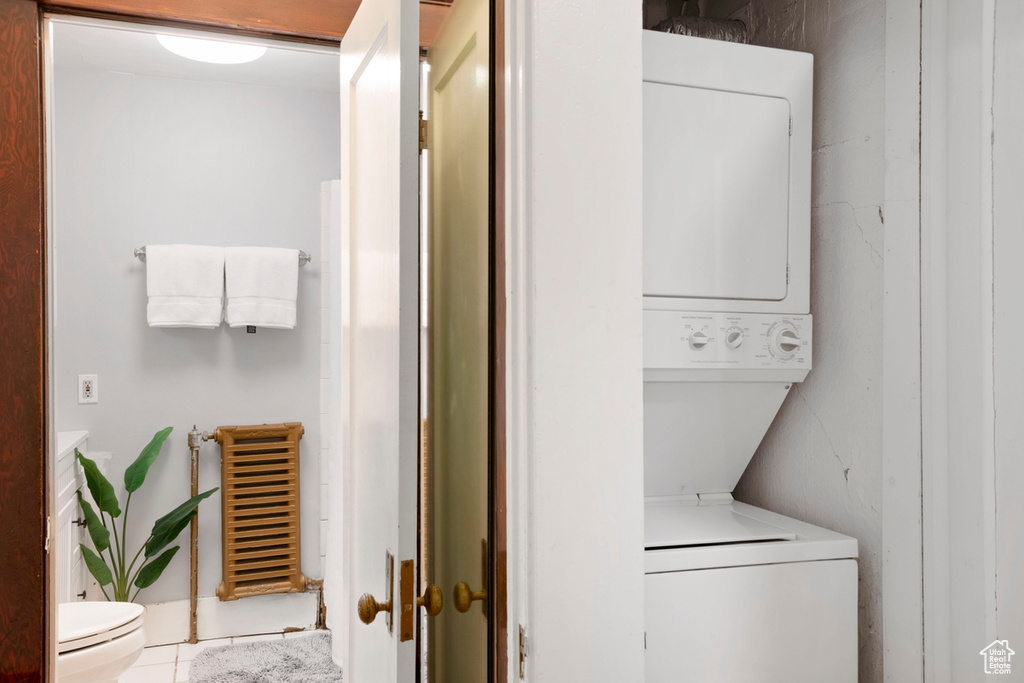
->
xmin=56 ymin=431 xmax=88 ymax=603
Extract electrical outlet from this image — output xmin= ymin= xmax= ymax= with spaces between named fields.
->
xmin=78 ymin=374 xmax=98 ymax=404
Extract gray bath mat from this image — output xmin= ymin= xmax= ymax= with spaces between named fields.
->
xmin=190 ymin=632 xmax=342 ymax=683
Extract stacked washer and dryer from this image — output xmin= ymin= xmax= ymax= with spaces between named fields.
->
xmin=642 ymin=31 xmax=858 ymax=681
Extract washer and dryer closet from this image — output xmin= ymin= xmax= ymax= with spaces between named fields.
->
xmin=641 ymin=30 xmax=858 ymax=682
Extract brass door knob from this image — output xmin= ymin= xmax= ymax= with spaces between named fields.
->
xmin=453 ymin=581 xmax=487 ymax=613
xmin=418 ymin=583 xmax=444 ymax=617
xmin=357 ymin=592 xmax=392 ymax=625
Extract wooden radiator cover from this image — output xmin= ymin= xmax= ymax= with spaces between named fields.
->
xmin=214 ymin=423 xmax=307 ymax=601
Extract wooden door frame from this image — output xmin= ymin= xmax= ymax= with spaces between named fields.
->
xmin=0 ymin=2 xmax=48 ymax=680
xmin=488 ymin=0 xmax=507 ymax=680
xmin=0 ymin=0 xmax=506 ymax=680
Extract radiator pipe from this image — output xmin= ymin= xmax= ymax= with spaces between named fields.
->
xmin=187 ymin=426 xmax=215 ymax=644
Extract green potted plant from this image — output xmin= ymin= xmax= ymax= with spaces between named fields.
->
xmin=76 ymin=426 xmax=218 ymax=602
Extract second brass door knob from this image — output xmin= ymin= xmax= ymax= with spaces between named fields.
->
xmin=418 ymin=583 xmax=444 ymax=616
xmin=453 ymin=581 xmax=487 ymax=613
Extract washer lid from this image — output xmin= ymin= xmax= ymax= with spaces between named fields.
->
xmin=58 ymin=601 xmax=144 ymax=652
xmin=645 ymin=496 xmax=796 ymax=549
xmin=645 ymin=500 xmax=859 ymax=573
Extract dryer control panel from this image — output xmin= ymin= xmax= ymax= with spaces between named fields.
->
xmin=644 ymin=311 xmax=812 ymax=370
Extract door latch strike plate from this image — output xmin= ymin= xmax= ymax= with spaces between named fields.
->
xmin=399 ymin=559 xmax=415 ymax=641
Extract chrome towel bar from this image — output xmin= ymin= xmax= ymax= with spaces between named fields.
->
xmin=134 ymin=246 xmax=312 ymax=266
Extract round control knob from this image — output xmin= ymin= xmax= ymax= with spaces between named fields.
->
xmin=688 ymin=331 xmax=710 ymax=350
xmin=725 ymin=327 xmax=744 ymax=349
xmin=778 ymin=330 xmax=800 ymax=352
xmin=768 ymin=322 xmax=802 ymax=360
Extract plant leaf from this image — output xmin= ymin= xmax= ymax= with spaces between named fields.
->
xmin=145 ymin=510 xmax=195 ymax=558
xmin=76 ymin=449 xmax=121 ymax=518
xmin=151 ymin=488 xmax=218 ymax=539
xmin=134 ymin=546 xmax=180 ymax=590
xmin=76 ymin=491 xmax=110 ymax=553
xmin=81 ymin=544 xmax=113 ymax=586
xmin=123 ymin=426 xmax=174 ymax=493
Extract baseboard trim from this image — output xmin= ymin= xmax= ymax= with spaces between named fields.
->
xmin=144 ymin=592 xmax=320 ymax=646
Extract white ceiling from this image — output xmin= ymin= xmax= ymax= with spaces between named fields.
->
xmin=51 ymin=19 xmax=340 ymax=93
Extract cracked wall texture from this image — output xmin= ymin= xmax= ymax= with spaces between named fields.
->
xmin=732 ymin=1 xmax=884 ymax=682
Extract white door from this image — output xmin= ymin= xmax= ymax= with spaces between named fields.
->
xmin=326 ymin=0 xmax=420 ymax=678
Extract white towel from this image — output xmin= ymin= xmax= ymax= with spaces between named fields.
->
xmin=225 ymin=247 xmax=299 ymax=329
xmin=145 ymin=245 xmax=225 ymax=328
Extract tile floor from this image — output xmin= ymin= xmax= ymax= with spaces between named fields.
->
xmin=119 ymin=631 xmax=317 ymax=683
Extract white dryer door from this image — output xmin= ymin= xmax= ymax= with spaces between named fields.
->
xmin=643 ymin=83 xmax=791 ymax=302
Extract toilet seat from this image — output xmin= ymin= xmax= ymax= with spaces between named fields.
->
xmin=58 ymin=602 xmax=145 ymax=653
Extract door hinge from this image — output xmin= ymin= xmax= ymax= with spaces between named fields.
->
xmin=644 ymin=631 xmax=647 ymax=650
xmin=419 ymin=112 xmax=428 ymax=153
xmin=44 ymin=515 xmax=52 ymax=553
xmin=789 ymin=116 xmax=793 ymax=137
xmin=519 ymin=624 xmax=528 ymax=678
xmin=786 ymin=264 xmax=790 ymax=284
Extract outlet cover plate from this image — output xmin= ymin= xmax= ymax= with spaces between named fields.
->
xmin=78 ymin=374 xmax=98 ymax=404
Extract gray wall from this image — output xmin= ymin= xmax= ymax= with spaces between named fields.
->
xmin=52 ymin=64 xmax=339 ymax=604
xmin=733 ymin=1 xmax=885 ymax=681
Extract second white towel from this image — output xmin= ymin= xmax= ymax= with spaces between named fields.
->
xmin=225 ymin=247 xmax=299 ymax=329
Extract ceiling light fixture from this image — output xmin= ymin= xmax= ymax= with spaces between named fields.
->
xmin=156 ymin=34 xmax=267 ymax=64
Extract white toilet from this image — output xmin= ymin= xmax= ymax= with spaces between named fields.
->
xmin=57 ymin=601 xmax=146 ymax=683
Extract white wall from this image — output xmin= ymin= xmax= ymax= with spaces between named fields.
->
xmin=733 ymin=2 xmax=886 ymax=681
xmin=921 ymin=1 xmax=1024 ymax=679
xmin=52 ymin=61 xmax=339 ymax=605
xmin=513 ymin=0 xmax=646 ymax=678
xmin=881 ymin=0 xmax=924 ymax=680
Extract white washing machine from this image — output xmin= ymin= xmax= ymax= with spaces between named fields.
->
xmin=643 ymin=310 xmax=857 ymax=682
xmin=642 ymin=32 xmax=858 ymax=682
